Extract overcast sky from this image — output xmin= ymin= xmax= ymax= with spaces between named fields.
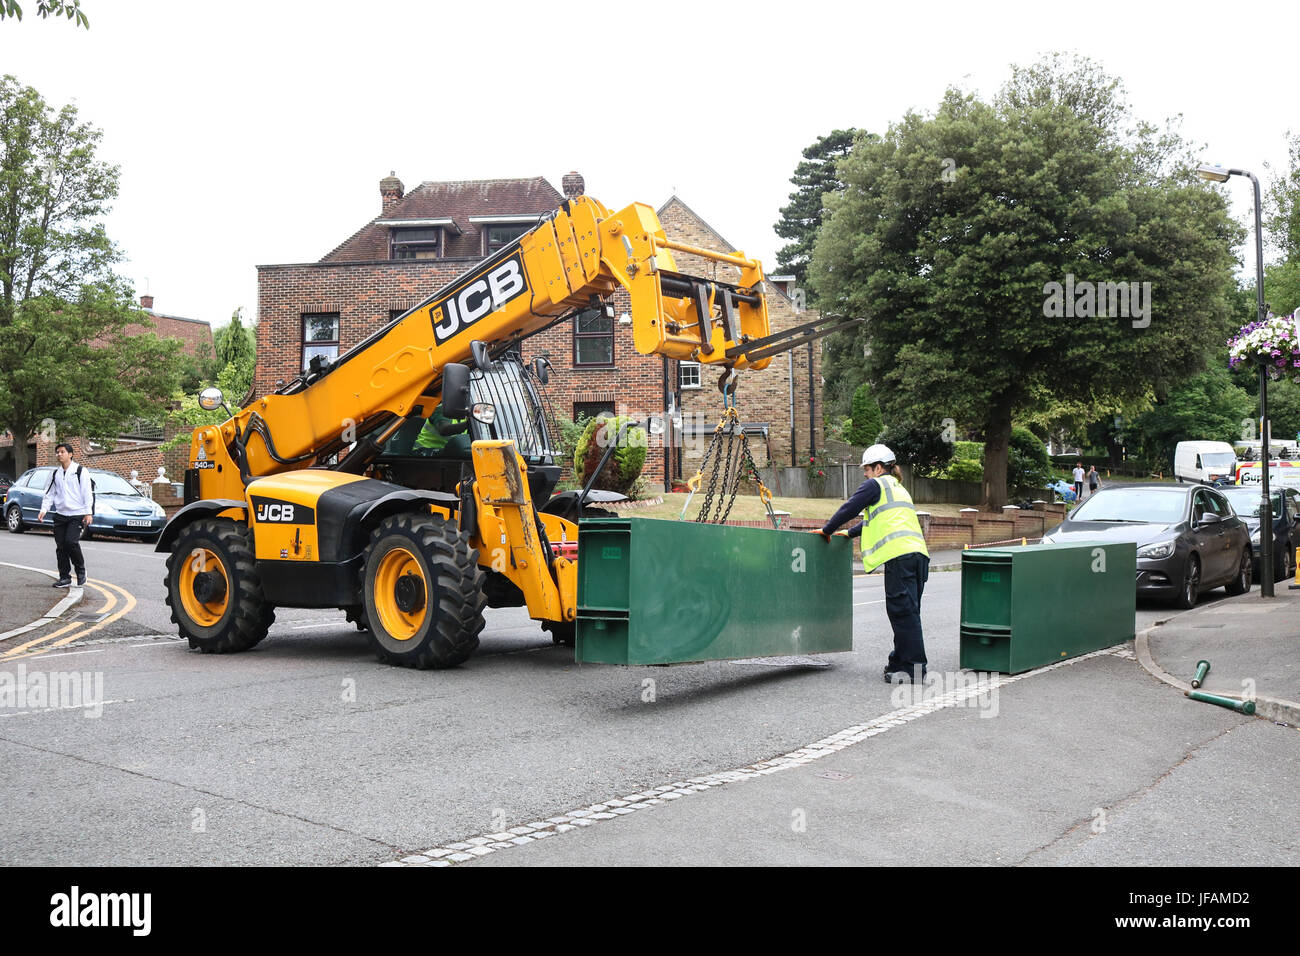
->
xmin=2 ymin=0 xmax=1296 ymax=329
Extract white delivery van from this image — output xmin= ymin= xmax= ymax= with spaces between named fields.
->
xmin=1174 ymin=441 xmax=1238 ymax=484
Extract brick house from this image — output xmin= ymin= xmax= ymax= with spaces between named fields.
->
xmin=0 ymin=296 xmax=215 ymax=485
xmin=255 ymin=172 xmax=823 ymax=490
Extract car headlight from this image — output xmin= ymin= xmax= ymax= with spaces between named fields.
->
xmin=1137 ymin=540 xmax=1176 ymax=560
xmin=97 ymin=502 xmax=118 ymax=516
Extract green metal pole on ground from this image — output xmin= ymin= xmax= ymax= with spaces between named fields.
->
xmin=1191 ymin=660 xmax=1211 ymax=689
xmin=1185 ymin=690 xmax=1256 ymax=715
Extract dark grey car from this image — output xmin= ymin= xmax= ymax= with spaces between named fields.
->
xmin=1041 ymin=483 xmax=1251 ymax=608
xmin=1220 ymin=485 xmax=1300 ymax=582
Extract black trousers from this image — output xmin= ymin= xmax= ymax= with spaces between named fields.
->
xmin=52 ymin=514 xmax=86 ymax=580
xmin=883 ymin=551 xmax=929 ymax=677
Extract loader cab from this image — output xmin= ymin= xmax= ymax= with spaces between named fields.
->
xmin=372 ymin=353 xmax=563 ymax=502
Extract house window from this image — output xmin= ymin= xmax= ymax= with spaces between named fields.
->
xmin=302 ymin=313 xmax=340 ymax=371
xmin=484 ymin=223 xmax=530 ymax=255
xmin=390 ymin=227 xmax=442 ymax=260
xmin=574 ymin=307 xmax=614 ymax=366
xmin=679 ymin=361 xmax=701 ymax=389
xmin=573 ymin=402 xmax=615 ymax=422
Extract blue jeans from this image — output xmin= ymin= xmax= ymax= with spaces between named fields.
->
xmin=883 ymin=551 xmax=929 ymax=677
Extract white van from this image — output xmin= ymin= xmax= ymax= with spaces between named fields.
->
xmin=1174 ymin=441 xmax=1238 ymax=484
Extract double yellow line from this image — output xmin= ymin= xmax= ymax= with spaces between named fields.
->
xmin=0 ymin=579 xmax=137 ymax=662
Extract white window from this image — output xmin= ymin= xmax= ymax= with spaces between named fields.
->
xmin=679 ymin=361 xmax=701 ymax=389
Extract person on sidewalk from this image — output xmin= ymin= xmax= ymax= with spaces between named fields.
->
xmin=1072 ymin=461 xmax=1085 ymax=501
xmin=37 ymin=443 xmax=93 ymax=588
xmin=816 ymin=444 xmax=930 ymax=683
xmin=1086 ymin=465 xmax=1100 ymax=498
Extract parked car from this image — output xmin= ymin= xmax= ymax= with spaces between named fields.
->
xmin=0 ymin=475 xmax=12 ymax=497
xmin=4 ymin=467 xmax=166 ymax=542
xmin=1041 ymin=483 xmax=1251 ymax=608
xmin=1220 ymin=485 xmax=1300 ymax=582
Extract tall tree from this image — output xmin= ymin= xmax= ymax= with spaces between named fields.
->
xmin=0 ymin=75 xmax=179 ymax=473
xmin=773 ymin=129 xmax=861 ymax=292
xmin=0 ymin=0 xmax=88 ymax=28
xmin=811 ymin=55 xmax=1240 ymax=509
xmin=213 ymin=306 xmax=256 ymax=402
xmin=1264 ymin=131 xmax=1300 ymax=262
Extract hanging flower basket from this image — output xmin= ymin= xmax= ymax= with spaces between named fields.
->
xmin=1227 ymin=313 xmax=1300 ymax=383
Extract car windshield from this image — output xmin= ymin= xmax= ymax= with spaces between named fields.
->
xmin=1221 ymin=489 xmax=1281 ymax=518
xmin=1070 ymin=487 xmax=1187 ymax=524
xmin=91 ymin=473 xmax=142 ymax=496
xmin=1201 ymin=453 xmax=1236 ymax=470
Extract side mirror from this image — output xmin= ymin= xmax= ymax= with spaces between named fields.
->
xmin=198 ymin=387 xmax=225 ymax=412
xmin=1197 ymin=513 xmax=1221 ymax=526
xmin=442 ymin=363 xmax=471 ymax=419
xmin=532 ymin=356 xmax=551 ymax=385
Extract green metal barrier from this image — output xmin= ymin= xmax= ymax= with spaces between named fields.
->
xmin=959 ymin=542 xmax=1136 ymax=674
xmin=575 ymin=517 xmax=853 ymax=665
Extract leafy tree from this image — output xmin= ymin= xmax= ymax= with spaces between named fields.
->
xmin=877 ymin=419 xmax=952 ymax=478
xmin=0 ymin=76 xmax=180 ymax=472
xmin=811 ymin=54 xmax=1240 ymax=509
xmin=213 ymin=306 xmax=256 ymax=402
xmin=163 ymin=361 xmax=248 ymax=451
xmin=773 ymin=129 xmax=861 ymax=292
xmin=846 ymin=383 xmax=883 ymax=446
xmin=1264 ymin=131 xmax=1300 ymax=262
xmin=1006 ymin=425 xmax=1053 ymax=498
xmin=575 ymin=416 xmax=647 ymax=494
xmin=0 ymin=0 xmax=88 ymax=27
xmin=1131 ymin=367 xmax=1253 ymax=470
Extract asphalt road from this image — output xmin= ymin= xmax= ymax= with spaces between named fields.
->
xmin=0 ymin=527 xmax=1282 ymax=866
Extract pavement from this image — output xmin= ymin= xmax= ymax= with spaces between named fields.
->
xmin=0 ymin=562 xmax=83 ymax=637
xmin=396 ymin=568 xmax=1300 ymax=867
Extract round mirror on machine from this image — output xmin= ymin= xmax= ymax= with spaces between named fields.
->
xmin=471 ymin=402 xmax=496 ymax=425
xmin=198 ymin=387 xmax=225 ymax=411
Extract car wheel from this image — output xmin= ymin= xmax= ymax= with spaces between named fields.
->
xmin=1225 ymin=550 xmax=1251 ymax=596
xmin=5 ymin=504 xmax=25 ymax=534
xmin=1174 ymin=554 xmax=1200 ymax=609
xmin=1278 ymin=545 xmax=1295 ymax=583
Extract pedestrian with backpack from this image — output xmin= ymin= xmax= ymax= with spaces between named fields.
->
xmin=37 ymin=442 xmax=93 ymax=588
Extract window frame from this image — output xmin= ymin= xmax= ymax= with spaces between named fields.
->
xmin=482 ymin=223 xmax=531 ymax=257
xmin=301 ymin=312 xmax=341 ymax=372
xmin=679 ymin=361 xmax=702 ymax=390
xmin=573 ymin=308 xmax=615 ymax=368
xmin=389 ymin=226 xmax=443 ymax=260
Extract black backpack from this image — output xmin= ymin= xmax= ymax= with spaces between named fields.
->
xmin=47 ymin=465 xmax=96 ymax=514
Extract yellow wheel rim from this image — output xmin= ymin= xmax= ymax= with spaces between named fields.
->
xmin=374 ymin=547 xmax=426 ymax=641
xmin=179 ymin=547 xmax=230 ymax=627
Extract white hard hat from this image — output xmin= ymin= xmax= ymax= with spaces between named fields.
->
xmin=861 ymin=443 xmax=896 ymax=466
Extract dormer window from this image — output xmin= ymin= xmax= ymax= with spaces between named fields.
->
xmin=390 ymin=226 xmax=442 ymax=260
xmin=470 ymin=216 xmax=539 ymax=256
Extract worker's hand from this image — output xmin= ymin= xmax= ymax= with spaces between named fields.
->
xmin=812 ymin=529 xmax=831 ymax=542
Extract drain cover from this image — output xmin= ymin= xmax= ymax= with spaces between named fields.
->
xmin=815 ymin=770 xmax=852 ymax=781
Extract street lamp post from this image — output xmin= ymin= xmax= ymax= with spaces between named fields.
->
xmin=1197 ymin=163 xmax=1274 ymax=597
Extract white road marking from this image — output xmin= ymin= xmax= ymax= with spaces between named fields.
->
xmin=385 ymin=643 xmax=1133 ymax=867
xmin=853 ymin=600 xmax=885 ymax=607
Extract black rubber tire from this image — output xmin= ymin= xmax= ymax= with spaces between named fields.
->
xmin=1225 ymin=550 xmax=1252 ymax=596
xmin=343 ymin=605 xmax=370 ymax=632
xmin=1174 ymin=554 xmax=1200 ymax=610
xmin=165 ymin=518 xmax=274 ymax=653
xmin=6 ymin=504 xmax=25 ymax=534
xmin=1279 ymin=546 xmax=1295 ymax=583
xmin=361 ymin=513 xmax=485 ymax=669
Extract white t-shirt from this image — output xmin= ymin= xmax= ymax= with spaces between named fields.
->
xmin=1073 ymin=467 xmax=1085 ymax=483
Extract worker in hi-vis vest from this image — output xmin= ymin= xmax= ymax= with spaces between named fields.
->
xmin=816 ymin=444 xmax=930 ymax=683
xmin=414 ymin=403 xmax=471 ymax=457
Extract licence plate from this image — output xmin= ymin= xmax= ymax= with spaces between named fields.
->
xmin=126 ymin=519 xmax=154 ymax=527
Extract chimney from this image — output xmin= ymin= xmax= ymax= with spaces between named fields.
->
xmin=140 ymin=294 xmax=154 ymax=310
xmin=562 ymin=170 xmax=585 ymax=198
xmin=380 ymin=171 xmax=404 ymax=213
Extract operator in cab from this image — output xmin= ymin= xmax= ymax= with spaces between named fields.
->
xmin=414 ymin=403 xmax=471 ymax=458
xmin=816 ymin=444 xmax=930 ymax=684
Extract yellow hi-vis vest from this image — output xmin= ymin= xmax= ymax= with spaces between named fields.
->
xmin=860 ymin=474 xmax=929 ymax=572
